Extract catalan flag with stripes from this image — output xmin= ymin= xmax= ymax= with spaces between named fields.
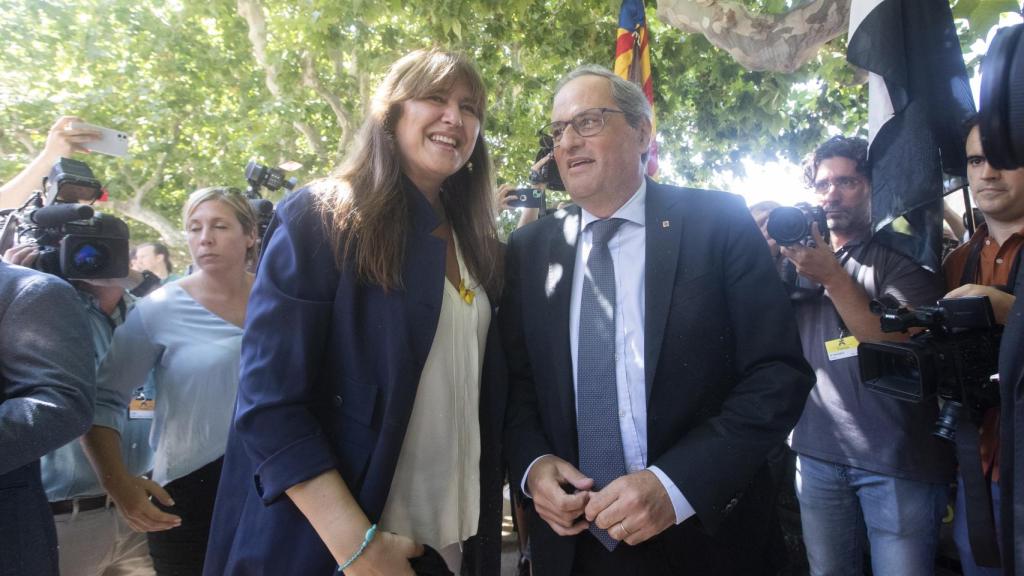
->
xmin=614 ymin=0 xmax=658 ymax=176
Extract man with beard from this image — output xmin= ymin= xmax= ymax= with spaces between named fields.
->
xmin=781 ymin=136 xmax=954 ymax=576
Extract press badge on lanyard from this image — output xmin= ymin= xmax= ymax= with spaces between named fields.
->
xmin=129 ymin=391 xmax=155 ymax=419
xmin=825 ymin=334 xmax=860 ymax=361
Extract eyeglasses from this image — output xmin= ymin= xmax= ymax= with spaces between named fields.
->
xmin=811 ymin=176 xmax=864 ymax=194
xmin=538 ymin=108 xmax=626 ymax=145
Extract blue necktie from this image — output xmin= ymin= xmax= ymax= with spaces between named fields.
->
xmin=576 ymin=217 xmax=627 ymax=551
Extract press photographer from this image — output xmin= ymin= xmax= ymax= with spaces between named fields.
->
xmin=497 ymin=135 xmax=563 ymax=231
xmin=1 ymin=158 xmax=136 ymax=283
xmin=946 ymin=114 xmax=1023 ymax=573
xmin=781 ymin=135 xmax=954 ymax=576
xmin=963 ymin=27 xmax=1024 ymax=569
xmin=2 ymin=155 xmax=162 ymax=576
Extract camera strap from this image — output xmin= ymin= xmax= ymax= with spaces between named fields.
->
xmin=957 ymin=418 xmax=1003 ymax=567
xmin=960 ymin=235 xmax=1023 ymax=296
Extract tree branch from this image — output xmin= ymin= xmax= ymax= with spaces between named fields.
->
xmin=236 ymin=0 xmax=326 ymax=157
xmin=302 ymin=52 xmax=352 ymax=156
xmin=12 ymin=131 xmax=38 ymax=157
xmin=106 ymin=198 xmax=185 ymax=247
xmin=657 ymin=0 xmax=851 ymax=73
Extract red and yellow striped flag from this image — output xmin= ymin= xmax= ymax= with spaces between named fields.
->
xmin=614 ymin=0 xmax=658 ymax=177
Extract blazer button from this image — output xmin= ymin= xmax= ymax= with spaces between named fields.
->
xmin=333 ymin=395 xmax=344 ymax=407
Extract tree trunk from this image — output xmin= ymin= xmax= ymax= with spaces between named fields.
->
xmin=656 ymin=0 xmax=851 ymax=73
xmin=236 ymin=0 xmax=327 ymax=158
xmin=302 ymin=52 xmax=352 ymax=162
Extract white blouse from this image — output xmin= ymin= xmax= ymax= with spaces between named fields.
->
xmin=378 ymin=235 xmax=491 ymax=549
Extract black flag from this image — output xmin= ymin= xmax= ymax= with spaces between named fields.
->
xmin=847 ymin=0 xmax=976 ymax=272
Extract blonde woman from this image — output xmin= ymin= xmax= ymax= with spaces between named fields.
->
xmin=84 ymin=188 xmax=257 ymax=575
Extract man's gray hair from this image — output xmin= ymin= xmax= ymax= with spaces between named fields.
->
xmin=554 ymin=65 xmax=652 ymax=130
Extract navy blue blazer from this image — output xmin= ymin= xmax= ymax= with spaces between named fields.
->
xmin=204 ymin=184 xmax=505 ymax=575
xmin=501 ymin=180 xmax=814 ymax=575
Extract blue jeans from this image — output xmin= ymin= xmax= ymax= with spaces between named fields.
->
xmin=952 ymin=473 xmax=1002 ymax=576
xmin=795 ymin=454 xmax=946 ymax=576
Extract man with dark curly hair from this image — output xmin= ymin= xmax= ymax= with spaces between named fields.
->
xmin=782 ymin=136 xmax=955 ymax=576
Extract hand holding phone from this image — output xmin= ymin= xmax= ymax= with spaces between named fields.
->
xmin=503 ymin=187 xmax=546 ymax=209
xmin=66 ymin=122 xmax=130 ymax=157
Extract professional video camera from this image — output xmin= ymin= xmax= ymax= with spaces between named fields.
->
xmin=859 ymin=296 xmax=1002 ymax=442
xmin=529 ymin=134 xmax=565 ymax=191
xmin=0 ymin=158 xmax=130 ymax=280
xmin=766 ymin=202 xmax=829 ymax=247
xmin=244 ymin=159 xmax=298 ymax=238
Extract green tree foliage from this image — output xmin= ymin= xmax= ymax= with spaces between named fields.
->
xmin=0 ymin=0 xmax=1016 ymax=246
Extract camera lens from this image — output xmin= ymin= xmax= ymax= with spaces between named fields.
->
xmin=765 ymin=206 xmax=810 ymax=246
xmin=933 ymin=400 xmax=962 ymax=442
xmin=71 ymin=242 xmax=109 ymax=274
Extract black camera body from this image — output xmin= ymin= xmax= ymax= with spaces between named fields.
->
xmin=529 ymin=135 xmax=564 ymax=191
xmin=766 ymin=203 xmax=829 ymax=247
xmin=245 ymin=160 xmax=297 ymax=196
xmin=859 ymin=296 xmax=1001 ymax=441
xmin=20 ymin=206 xmax=131 ymax=279
xmin=244 ymin=160 xmax=297 ymax=238
xmin=1 ymin=160 xmax=131 ymax=280
xmin=45 ymin=158 xmax=104 ymax=204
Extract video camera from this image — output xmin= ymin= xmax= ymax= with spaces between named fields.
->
xmin=0 ymin=158 xmax=130 ymax=280
xmin=859 ymin=295 xmax=1002 ymax=442
xmin=529 ymin=134 xmax=564 ymax=191
xmin=244 ymin=159 xmax=297 ymax=238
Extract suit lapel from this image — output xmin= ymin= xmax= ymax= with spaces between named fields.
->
xmin=403 ymin=185 xmax=445 ymax=375
xmin=644 ymin=180 xmax=684 ymax=401
xmin=544 ymin=206 xmax=582 ymax=443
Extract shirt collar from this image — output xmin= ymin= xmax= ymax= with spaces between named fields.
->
xmin=580 ymin=178 xmax=647 ymax=231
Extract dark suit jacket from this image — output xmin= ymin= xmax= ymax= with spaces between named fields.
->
xmin=501 ymin=179 xmax=814 ymax=575
xmin=999 ymin=265 xmax=1024 ymax=575
xmin=204 ymin=185 xmax=506 ymax=576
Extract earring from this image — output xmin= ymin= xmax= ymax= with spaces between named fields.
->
xmin=466 ymin=161 xmax=474 ymax=174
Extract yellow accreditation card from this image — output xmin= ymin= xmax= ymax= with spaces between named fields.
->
xmin=824 ymin=336 xmax=860 ymax=362
xmin=129 ymin=398 xmax=155 ymax=420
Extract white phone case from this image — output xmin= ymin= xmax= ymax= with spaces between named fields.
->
xmin=69 ymin=122 xmax=130 ymax=157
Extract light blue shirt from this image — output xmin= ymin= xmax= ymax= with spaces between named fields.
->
xmin=525 ymin=180 xmax=695 ymax=525
xmin=40 ymin=291 xmax=154 ymax=502
xmin=95 ymin=282 xmax=242 ymax=486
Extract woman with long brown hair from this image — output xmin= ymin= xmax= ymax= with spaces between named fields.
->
xmin=204 ymin=48 xmax=505 ymax=576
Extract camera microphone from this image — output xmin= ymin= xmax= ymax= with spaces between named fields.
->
xmin=29 ymin=203 xmax=94 ymax=228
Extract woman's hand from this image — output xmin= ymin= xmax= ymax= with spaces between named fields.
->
xmin=105 ymin=473 xmax=182 ymax=533
xmin=344 ymin=531 xmax=423 ymax=576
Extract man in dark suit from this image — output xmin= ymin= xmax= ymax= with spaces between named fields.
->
xmin=501 ymin=65 xmax=815 ymax=575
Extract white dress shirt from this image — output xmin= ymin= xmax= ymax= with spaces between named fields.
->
xmin=524 ymin=180 xmax=694 ymax=525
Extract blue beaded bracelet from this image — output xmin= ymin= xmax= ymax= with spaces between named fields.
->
xmin=337 ymin=524 xmax=377 ymax=573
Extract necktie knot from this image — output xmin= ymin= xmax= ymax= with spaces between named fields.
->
xmin=588 ymin=218 xmax=625 ymax=247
